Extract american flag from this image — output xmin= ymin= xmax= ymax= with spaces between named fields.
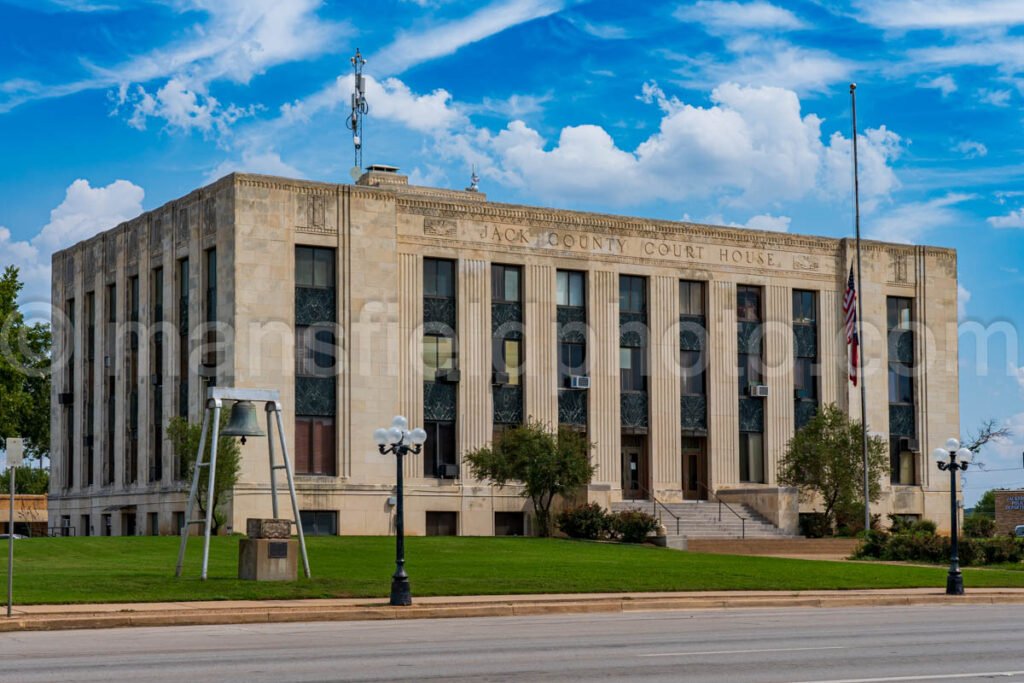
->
xmin=843 ymin=265 xmax=859 ymax=386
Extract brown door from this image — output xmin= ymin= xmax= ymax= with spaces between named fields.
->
xmin=682 ymin=438 xmax=707 ymax=500
xmin=621 ymin=446 xmax=646 ymax=500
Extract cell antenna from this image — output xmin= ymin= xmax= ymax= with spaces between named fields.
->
xmin=466 ymin=165 xmax=480 ymax=192
xmin=346 ymin=48 xmax=368 ymax=182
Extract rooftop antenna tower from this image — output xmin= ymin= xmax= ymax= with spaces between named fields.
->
xmin=466 ymin=165 xmax=480 ymax=192
xmin=346 ymin=48 xmax=368 ymax=182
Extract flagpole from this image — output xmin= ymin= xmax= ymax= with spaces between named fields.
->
xmin=851 ymin=83 xmax=871 ymax=532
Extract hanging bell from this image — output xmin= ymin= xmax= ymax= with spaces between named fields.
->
xmin=221 ymin=400 xmax=266 ymax=445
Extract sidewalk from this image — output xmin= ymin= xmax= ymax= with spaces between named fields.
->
xmin=4 ymin=588 xmax=1024 ymax=633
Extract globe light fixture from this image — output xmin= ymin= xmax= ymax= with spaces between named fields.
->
xmin=934 ymin=438 xmax=972 ymax=596
xmin=374 ymin=415 xmax=426 ymax=606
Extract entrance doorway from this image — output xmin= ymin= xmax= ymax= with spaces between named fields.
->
xmin=621 ymin=435 xmax=648 ymax=500
xmin=682 ymin=436 xmax=707 ymax=500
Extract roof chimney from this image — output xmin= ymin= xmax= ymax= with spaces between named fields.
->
xmin=356 ymin=164 xmax=408 ymax=187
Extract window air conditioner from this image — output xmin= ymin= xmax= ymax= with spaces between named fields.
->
xmin=569 ymin=375 xmax=591 ymax=389
xmin=748 ymin=384 xmax=769 ymax=398
xmin=492 ymin=371 xmax=509 ymax=385
xmin=438 ymin=464 xmax=459 ymax=479
xmin=899 ymin=437 xmax=920 ymax=453
xmin=436 ymin=368 xmax=460 ymax=383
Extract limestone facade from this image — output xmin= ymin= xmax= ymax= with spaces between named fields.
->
xmin=48 ymin=169 xmax=961 ymax=536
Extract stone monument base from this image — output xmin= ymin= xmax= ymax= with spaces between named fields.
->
xmin=238 ymin=538 xmax=298 ymax=581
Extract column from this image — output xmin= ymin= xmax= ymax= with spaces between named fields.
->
xmin=764 ymin=284 xmax=793 ymax=485
xmin=525 ymin=264 xmax=558 ymax=428
xmin=649 ymin=275 xmax=682 ymax=498
xmin=708 ymin=280 xmax=738 ymax=488
xmin=588 ymin=270 xmax=620 ymax=488
xmin=398 ymin=252 xmax=423 ymax=478
xmin=457 ymin=259 xmax=492 ymax=466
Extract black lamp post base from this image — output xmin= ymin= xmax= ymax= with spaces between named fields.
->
xmin=946 ymin=571 xmax=964 ymax=596
xmin=390 ymin=576 xmax=412 ymax=606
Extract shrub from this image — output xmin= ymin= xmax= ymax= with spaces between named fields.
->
xmin=556 ymin=503 xmax=611 ymax=540
xmin=963 ymin=515 xmax=996 ymax=538
xmin=855 ymin=530 xmax=889 ymax=559
xmin=914 ymin=519 xmax=938 ymax=535
xmin=610 ymin=509 xmax=659 ymax=543
xmin=799 ymin=513 xmax=830 ymax=538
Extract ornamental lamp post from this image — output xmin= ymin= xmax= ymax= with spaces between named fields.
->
xmin=373 ymin=416 xmax=427 ymax=606
xmin=933 ymin=437 xmax=973 ymax=596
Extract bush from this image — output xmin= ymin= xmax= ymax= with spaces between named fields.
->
xmin=855 ymin=526 xmax=1024 ymax=566
xmin=610 ymin=509 xmax=659 ymax=543
xmin=963 ymin=515 xmax=996 ymax=538
xmin=855 ymin=530 xmax=889 ymax=559
xmin=799 ymin=513 xmax=830 ymax=538
xmin=556 ymin=503 xmax=611 ymax=540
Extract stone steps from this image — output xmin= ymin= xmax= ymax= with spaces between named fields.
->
xmin=685 ymin=538 xmax=861 ymax=556
xmin=611 ymin=500 xmax=796 ymax=540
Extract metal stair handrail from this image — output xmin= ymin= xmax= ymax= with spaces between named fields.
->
xmin=623 ymin=485 xmax=681 ymax=535
xmin=697 ymin=482 xmax=746 ymax=539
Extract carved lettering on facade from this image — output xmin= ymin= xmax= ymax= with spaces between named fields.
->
xmin=423 ymin=217 xmax=456 ymax=237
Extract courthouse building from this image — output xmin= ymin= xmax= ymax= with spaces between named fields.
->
xmin=48 ymin=167 xmax=960 ymax=536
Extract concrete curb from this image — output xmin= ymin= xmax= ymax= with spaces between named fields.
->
xmin=4 ymin=591 xmax=1024 ymax=633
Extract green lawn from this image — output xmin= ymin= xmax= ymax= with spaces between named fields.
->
xmin=3 ymin=536 xmax=1024 ymax=605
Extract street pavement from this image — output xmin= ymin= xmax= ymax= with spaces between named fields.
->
xmin=2 ymin=604 xmax=1024 ymax=682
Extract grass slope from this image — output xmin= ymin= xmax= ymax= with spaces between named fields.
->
xmin=3 ymin=536 xmax=1024 ymax=605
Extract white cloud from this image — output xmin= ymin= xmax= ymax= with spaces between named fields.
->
xmin=958 ymin=283 xmax=971 ymax=320
xmin=979 ymin=88 xmax=1013 ymax=106
xmin=668 ymin=35 xmax=854 ymax=94
xmin=675 ymin=1 xmax=806 ymax=33
xmin=371 ymin=0 xmax=567 ymax=75
xmin=741 ymin=214 xmax=791 ymax=232
xmin=988 ymin=209 xmax=1024 ymax=228
xmin=205 ymin=150 xmax=304 ymax=184
xmin=566 ymin=15 xmax=629 ymax=39
xmin=461 ymin=81 xmax=902 ymax=207
xmin=854 ymin=0 xmax=1024 ymax=30
xmin=1 ymin=179 xmax=144 ymax=303
xmin=920 ymin=74 xmax=957 ymax=96
xmin=866 ymin=192 xmax=973 ymax=243
xmin=953 ymin=140 xmax=988 ymax=158
xmin=3 ymin=0 xmax=346 ymax=133
xmin=822 ymin=126 xmax=904 ymax=212
xmin=906 ymin=37 xmax=1024 ymax=76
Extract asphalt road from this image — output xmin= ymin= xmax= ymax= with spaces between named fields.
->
xmin=3 ymin=605 xmax=1024 ymax=682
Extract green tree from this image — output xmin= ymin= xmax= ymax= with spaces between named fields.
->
xmin=0 ymin=266 xmax=51 ymax=461
xmin=777 ymin=403 xmax=888 ymax=534
xmin=167 ymin=413 xmax=241 ymax=535
xmin=972 ymin=489 xmax=996 ymax=519
xmin=0 ymin=466 xmax=49 ymax=494
xmin=463 ymin=421 xmax=595 ymax=536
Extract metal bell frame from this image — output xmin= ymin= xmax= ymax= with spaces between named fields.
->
xmin=175 ymin=387 xmax=311 ymax=580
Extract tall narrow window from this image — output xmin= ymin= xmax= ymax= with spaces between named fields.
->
xmin=423 ymin=258 xmax=458 ymax=478
xmin=888 ymin=296 xmax=917 ymax=485
xmin=793 ymin=290 xmax=819 ymax=430
xmin=557 ymin=270 xmax=588 ymax=432
xmin=126 ymin=276 xmax=139 ymax=484
xmin=295 ymin=247 xmax=337 ymax=476
xmin=64 ymin=299 xmax=75 ymax=489
xmin=492 ymin=264 xmax=524 ymax=433
xmin=203 ymin=248 xmax=217 ymax=387
xmin=737 ymin=285 xmax=765 ymax=483
xmin=675 ymin=280 xmax=708 ymax=436
xmin=177 ymin=258 xmax=189 ymax=421
xmin=84 ymin=292 xmax=95 ymax=487
xmin=105 ymin=283 xmax=116 ymax=486
xmin=151 ymin=268 xmax=164 ymax=483
xmin=619 ymin=275 xmax=649 ymax=433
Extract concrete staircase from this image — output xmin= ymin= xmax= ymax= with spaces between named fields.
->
xmin=610 ymin=499 xmax=797 ymax=550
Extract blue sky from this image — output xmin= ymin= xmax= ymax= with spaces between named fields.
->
xmin=1 ymin=0 xmax=1022 ymax=503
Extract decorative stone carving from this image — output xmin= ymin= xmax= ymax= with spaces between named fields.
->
xmin=296 ymin=194 xmax=328 ymax=234
xmin=203 ymin=197 xmax=216 ymax=235
xmin=246 ymin=518 xmax=291 ymax=539
xmin=890 ymin=250 xmax=909 ymax=283
xmin=423 ymin=217 xmax=457 ymax=237
xmin=176 ymin=206 xmax=189 ymax=243
xmin=793 ymin=254 xmax=820 ymax=271
xmin=104 ymin=234 xmax=118 ymax=270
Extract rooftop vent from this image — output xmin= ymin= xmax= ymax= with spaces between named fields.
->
xmin=356 ymin=164 xmax=408 ymax=187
